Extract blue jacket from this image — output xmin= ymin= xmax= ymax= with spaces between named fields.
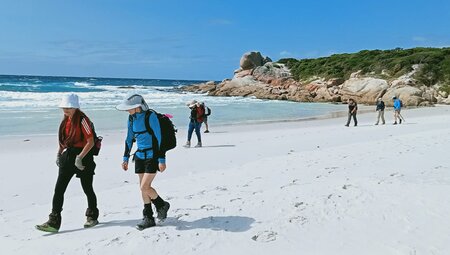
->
xmin=123 ymin=111 xmax=165 ymax=164
xmin=393 ymin=99 xmax=402 ymax=110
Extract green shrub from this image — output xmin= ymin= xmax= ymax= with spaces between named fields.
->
xmin=278 ymin=47 xmax=450 ymax=86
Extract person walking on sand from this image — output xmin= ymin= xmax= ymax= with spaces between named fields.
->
xmin=345 ymin=98 xmax=358 ymax=127
xmin=116 ymin=94 xmax=170 ymax=230
xmin=201 ymin=102 xmax=211 ymax=133
xmin=393 ymin=96 xmax=403 ymax=125
xmin=375 ymin=97 xmax=385 ymax=125
xmin=36 ymin=94 xmax=99 ymax=233
xmin=183 ymin=100 xmax=204 ymax=148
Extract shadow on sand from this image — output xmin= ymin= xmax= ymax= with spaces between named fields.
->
xmin=41 ymin=216 xmax=255 ymax=234
xmin=42 ymin=219 xmax=139 ymax=235
xmin=200 ymin=145 xmax=235 ymax=148
xmin=164 ymin=216 xmax=255 ymax=232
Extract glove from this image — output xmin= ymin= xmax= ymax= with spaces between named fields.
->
xmin=56 ymin=153 xmax=61 ymax=167
xmin=75 ymin=155 xmax=85 ymax=170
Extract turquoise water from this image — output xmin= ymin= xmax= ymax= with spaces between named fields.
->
xmin=0 ymin=75 xmax=348 ymax=136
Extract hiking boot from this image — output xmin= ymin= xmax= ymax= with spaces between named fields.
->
xmin=84 ymin=217 xmax=99 ymax=228
xmin=399 ymin=119 xmax=402 ymax=124
xmin=375 ymin=123 xmax=378 ymax=125
xmin=156 ymin=201 xmax=170 ymax=221
xmin=204 ymin=130 xmax=210 ymax=133
xmin=136 ymin=216 xmax=155 ymax=230
xmin=344 ymin=124 xmax=349 ymax=127
xmin=36 ymin=211 xmax=61 ymax=233
xmin=393 ymin=122 xmax=397 ymax=125
xmin=194 ymin=142 xmax=202 ymax=148
xmin=183 ymin=141 xmax=191 ymax=148
xmin=84 ymin=208 xmax=99 ymax=228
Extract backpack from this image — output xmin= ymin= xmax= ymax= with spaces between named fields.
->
xmin=205 ymin=107 xmax=211 ymax=117
xmin=143 ymin=110 xmax=177 ymax=157
xmin=196 ymin=105 xmax=205 ymax=123
xmin=80 ymin=117 xmax=103 ymax=156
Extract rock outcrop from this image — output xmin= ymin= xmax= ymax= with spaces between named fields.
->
xmin=181 ymin=52 xmax=450 ymax=106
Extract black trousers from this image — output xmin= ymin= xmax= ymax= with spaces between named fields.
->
xmin=52 ymin=148 xmax=97 ymax=213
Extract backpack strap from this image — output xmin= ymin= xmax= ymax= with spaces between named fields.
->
xmin=144 ymin=110 xmax=161 ymax=158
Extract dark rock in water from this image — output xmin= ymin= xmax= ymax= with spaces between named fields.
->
xmin=23 ymin=139 xmax=30 ymax=142
xmin=118 ymin=86 xmax=136 ymax=89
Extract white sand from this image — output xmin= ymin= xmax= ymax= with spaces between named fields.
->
xmin=1 ymin=106 xmax=450 ymax=254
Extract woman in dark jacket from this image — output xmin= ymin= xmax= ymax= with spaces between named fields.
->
xmin=36 ymin=94 xmax=99 ymax=232
xmin=183 ymin=100 xmax=203 ymax=148
xmin=345 ymin=98 xmax=358 ymax=127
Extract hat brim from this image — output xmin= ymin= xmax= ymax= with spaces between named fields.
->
xmin=58 ymin=103 xmax=79 ymax=108
xmin=115 ymin=103 xmax=142 ymax=111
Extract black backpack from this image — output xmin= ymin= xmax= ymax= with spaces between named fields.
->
xmin=80 ymin=117 xmax=103 ymax=156
xmin=205 ymin=107 xmax=211 ymax=116
xmin=143 ymin=110 xmax=177 ymax=157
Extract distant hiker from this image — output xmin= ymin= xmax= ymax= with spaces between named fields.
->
xmin=393 ymin=96 xmax=403 ymax=125
xmin=375 ymin=97 xmax=385 ymax=125
xmin=184 ymin=100 xmax=203 ymax=147
xmin=36 ymin=94 xmax=100 ymax=232
xmin=345 ymin=98 xmax=358 ymax=127
xmin=116 ymin=94 xmax=170 ymax=230
xmin=201 ymin=102 xmax=211 ymax=133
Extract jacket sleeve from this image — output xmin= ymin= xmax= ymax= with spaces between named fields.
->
xmin=123 ymin=118 xmax=134 ymax=162
xmin=149 ymin=112 xmax=166 ymax=164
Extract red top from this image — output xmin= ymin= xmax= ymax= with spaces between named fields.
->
xmin=65 ymin=117 xmax=93 ymax=148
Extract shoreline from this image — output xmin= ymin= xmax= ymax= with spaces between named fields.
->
xmin=0 ymin=103 xmax=437 ymax=140
xmin=0 ymin=103 xmax=381 ymax=139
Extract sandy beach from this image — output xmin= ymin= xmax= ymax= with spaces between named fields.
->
xmin=1 ymin=106 xmax=450 ymax=254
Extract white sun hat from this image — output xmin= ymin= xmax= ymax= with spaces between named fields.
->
xmin=116 ymin=94 xmax=149 ymax=111
xmin=59 ymin=93 xmax=80 ymax=108
xmin=186 ymin=100 xmax=198 ymax=108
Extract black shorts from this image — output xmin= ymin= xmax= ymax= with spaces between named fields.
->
xmin=135 ymin=157 xmax=159 ymax=174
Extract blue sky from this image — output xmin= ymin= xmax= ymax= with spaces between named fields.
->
xmin=0 ymin=0 xmax=449 ymax=80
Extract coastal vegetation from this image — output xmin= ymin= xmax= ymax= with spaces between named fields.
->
xmin=279 ymin=47 xmax=450 ymax=86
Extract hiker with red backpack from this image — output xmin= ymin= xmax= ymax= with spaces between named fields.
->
xmin=116 ymin=94 xmax=171 ymax=230
xmin=184 ymin=100 xmax=204 ymax=148
xmin=36 ymin=93 xmax=100 ymax=233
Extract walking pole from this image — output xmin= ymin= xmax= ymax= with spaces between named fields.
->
xmin=399 ymin=112 xmax=406 ymax=122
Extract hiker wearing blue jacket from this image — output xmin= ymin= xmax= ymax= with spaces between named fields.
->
xmin=116 ymin=94 xmax=170 ymax=230
xmin=393 ymin=96 xmax=403 ymax=125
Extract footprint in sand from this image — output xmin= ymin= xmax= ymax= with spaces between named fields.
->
xmin=288 ymin=215 xmax=308 ymax=225
xmin=215 ymin=186 xmax=228 ymax=191
xmin=251 ymin=230 xmax=278 ymax=242
xmin=280 ymin=179 xmax=300 ymax=189
xmin=200 ymin=204 xmax=220 ymax=211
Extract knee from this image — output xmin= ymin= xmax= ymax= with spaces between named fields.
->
xmin=140 ymin=184 xmax=152 ymax=193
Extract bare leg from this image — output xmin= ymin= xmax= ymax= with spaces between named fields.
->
xmin=138 ymin=173 xmax=158 ymax=204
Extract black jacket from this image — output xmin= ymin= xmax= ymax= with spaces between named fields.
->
xmin=376 ymin=101 xmax=385 ymax=111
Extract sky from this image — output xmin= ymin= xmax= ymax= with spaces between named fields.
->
xmin=0 ymin=0 xmax=449 ymax=80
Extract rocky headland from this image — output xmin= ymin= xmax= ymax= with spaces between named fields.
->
xmin=182 ymin=50 xmax=450 ymax=106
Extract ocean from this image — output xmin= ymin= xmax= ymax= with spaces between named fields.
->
xmin=0 ymin=75 xmax=348 ymax=136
